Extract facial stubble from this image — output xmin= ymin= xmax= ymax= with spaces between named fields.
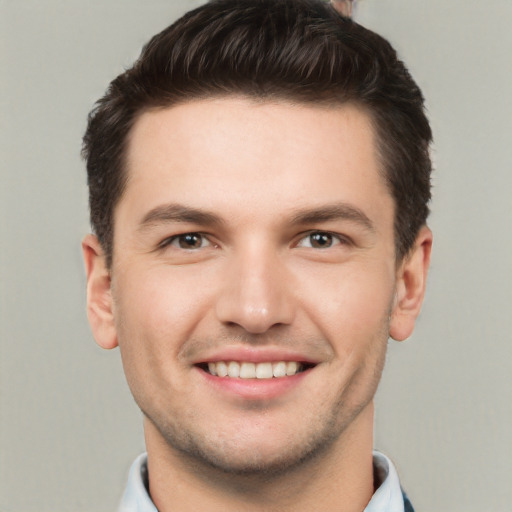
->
xmin=137 ymin=330 xmax=389 ymax=482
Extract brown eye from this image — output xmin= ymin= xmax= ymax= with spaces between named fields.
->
xmin=177 ymin=233 xmax=204 ymax=249
xmin=296 ymin=231 xmax=345 ymax=249
xmin=309 ymin=232 xmax=334 ymax=248
xmin=161 ymin=233 xmax=211 ymax=250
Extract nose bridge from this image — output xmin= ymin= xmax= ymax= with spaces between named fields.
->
xmin=215 ymin=241 xmax=294 ymax=333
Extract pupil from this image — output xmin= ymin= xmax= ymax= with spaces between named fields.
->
xmin=311 ymin=232 xmax=332 ymax=248
xmin=180 ymin=234 xmax=201 ymax=249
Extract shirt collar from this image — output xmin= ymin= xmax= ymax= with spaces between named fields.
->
xmin=118 ymin=453 xmax=157 ymax=512
xmin=118 ymin=451 xmax=406 ymax=512
xmin=364 ymin=452 xmax=405 ymax=512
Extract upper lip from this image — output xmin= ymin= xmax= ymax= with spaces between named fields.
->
xmin=191 ymin=346 xmax=321 ymax=365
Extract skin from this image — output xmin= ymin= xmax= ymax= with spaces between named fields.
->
xmin=83 ymin=98 xmax=432 ymax=511
xmin=331 ymin=0 xmax=354 ymax=17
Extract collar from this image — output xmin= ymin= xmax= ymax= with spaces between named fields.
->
xmin=364 ymin=452 xmax=406 ymax=512
xmin=118 ymin=453 xmax=157 ymax=512
xmin=118 ymin=451 xmax=407 ymax=512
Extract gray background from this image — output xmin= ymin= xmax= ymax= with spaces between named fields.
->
xmin=1 ymin=1 xmax=511 ymax=511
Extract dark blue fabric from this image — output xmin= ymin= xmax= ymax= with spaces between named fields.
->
xmin=402 ymin=490 xmax=414 ymax=512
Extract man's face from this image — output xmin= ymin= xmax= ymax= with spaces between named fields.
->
xmin=98 ymin=98 xmax=412 ymax=474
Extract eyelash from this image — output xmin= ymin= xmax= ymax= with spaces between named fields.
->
xmin=295 ymin=231 xmax=350 ymax=249
xmin=159 ymin=230 xmax=350 ymax=251
xmin=159 ymin=232 xmax=213 ymax=250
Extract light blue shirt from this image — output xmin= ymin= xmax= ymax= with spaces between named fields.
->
xmin=118 ymin=451 xmax=405 ymax=512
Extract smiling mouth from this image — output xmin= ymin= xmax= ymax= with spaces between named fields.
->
xmin=197 ymin=361 xmax=315 ymax=379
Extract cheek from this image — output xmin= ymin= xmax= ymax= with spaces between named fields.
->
xmin=111 ymin=271 xmax=196 ymax=405
xmin=111 ymin=264 xmax=225 ymax=385
xmin=115 ymin=266 xmax=212 ymax=333
xmin=297 ymin=262 xmax=395 ymax=355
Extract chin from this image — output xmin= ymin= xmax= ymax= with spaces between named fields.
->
xmin=148 ymin=407 xmax=349 ymax=479
xmin=177 ymin=434 xmax=338 ymax=478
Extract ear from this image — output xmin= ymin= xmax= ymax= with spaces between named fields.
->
xmin=82 ymin=234 xmax=118 ymax=349
xmin=389 ymin=226 xmax=433 ymax=341
xmin=331 ymin=0 xmax=354 ymax=17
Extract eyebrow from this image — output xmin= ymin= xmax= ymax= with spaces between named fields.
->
xmin=289 ymin=203 xmax=375 ymax=233
xmin=138 ymin=202 xmax=375 ymax=233
xmin=138 ymin=204 xmax=225 ymax=230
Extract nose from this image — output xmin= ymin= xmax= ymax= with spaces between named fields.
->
xmin=215 ymin=246 xmax=295 ymax=334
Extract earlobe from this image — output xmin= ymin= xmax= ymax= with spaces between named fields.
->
xmin=82 ymin=234 xmax=118 ymax=349
xmin=389 ymin=226 xmax=433 ymax=342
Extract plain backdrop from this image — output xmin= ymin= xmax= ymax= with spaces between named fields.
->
xmin=1 ymin=1 xmax=511 ymax=511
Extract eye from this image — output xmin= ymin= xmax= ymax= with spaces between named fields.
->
xmin=161 ymin=232 xmax=212 ymax=250
xmin=296 ymin=231 xmax=345 ymax=249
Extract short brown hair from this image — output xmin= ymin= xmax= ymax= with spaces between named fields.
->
xmin=83 ymin=0 xmax=432 ymax=268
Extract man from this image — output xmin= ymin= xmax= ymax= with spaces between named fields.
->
xmin=82 ymin=0 xmax=432 ymax=510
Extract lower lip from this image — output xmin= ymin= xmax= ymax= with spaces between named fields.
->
xmin=196 ymin=367 xmax=310 ymax=400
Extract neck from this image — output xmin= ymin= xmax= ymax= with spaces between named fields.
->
xmin=145 ymin=403 xmax=375 ymax=512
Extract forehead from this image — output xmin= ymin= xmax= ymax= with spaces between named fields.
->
xmin=119 ymin=97 xmax=392 ymax=229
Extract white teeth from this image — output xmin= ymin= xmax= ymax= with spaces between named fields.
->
xmin=227 ymin=361 xmax=240 ymax=378
xmin=240 ymin=362 xmax=256 ymax=378
xmin=286 ymin=361 xmax=298 ymax=376
xmin=208 ymin=362 xmax=217 ymax=376
xmin=216 ymin=361 xmax=228 ymax=377
xmin=256 ymin=362 xmax=273 ymax=379
xmin=205 ymin=361 xmax=305 ymax=379
xmin=272 ymin=361 xmax=287 ymax=378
